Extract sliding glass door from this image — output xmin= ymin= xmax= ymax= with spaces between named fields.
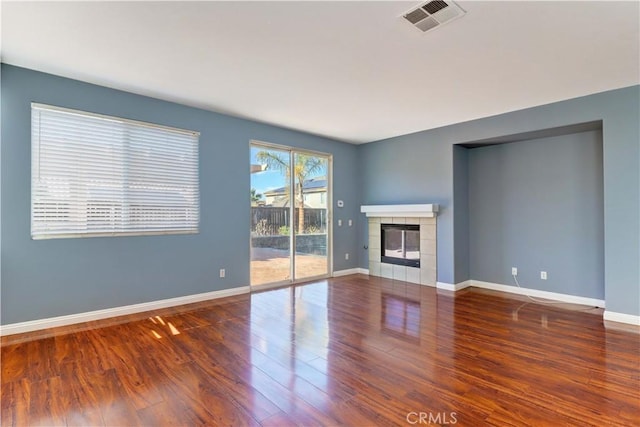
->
xmin=250 ymin=145 xmax=291 ymax=285
xmin=293 ymin=152 xmax=329 ymax=281
xmin=250 ymin=142 xmax=331 ymax=287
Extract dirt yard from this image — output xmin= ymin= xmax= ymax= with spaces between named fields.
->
xmin=250 ymin=247 xmax=328 ymax=285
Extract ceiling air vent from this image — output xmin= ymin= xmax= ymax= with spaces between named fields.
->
xmin=402 ymin=0 xmax=466 ymax=33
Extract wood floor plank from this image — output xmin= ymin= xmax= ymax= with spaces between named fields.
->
xmin=53 ymin=333 xmax=80 ymax=367
xmin=87 ymin=368 xmax=143 ymax=426
xmin=0 ymin=343 xmax=28 ymax=385
xmin=190 ymin=359 xmax=282 ymax=422
xmin=243 ymin=366 xmax=345 ymax=426
xmin=27 ymin=376 xmax=66 ymax=426
xmin=2 ymin=275 xmax=639 ymax=426
xmin=159 ymin=361 xmax=261 ymax=426
xmin=1 ymin=379 xmax=31 ymax=427
xmin=62 ymin=361 xmax=106 ymax=427
xmin=258 ymin=411 xmax=299 ymax=427
xmin=108 ymin=347 xmax=167 ymax=410
xmin=136 ymin=401 xmax=186 ymax=426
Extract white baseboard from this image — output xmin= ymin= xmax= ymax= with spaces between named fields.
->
xmin=436 ymin=280 xmax=472 ymax=291
xmin=0 ymin=286 xmax=250 ymax=336
xmin=469 ymin=280 xmax=605 ymax=307
xmin=333 ymin=268 xmax=369 ymax=277
xmin=603 ymin=311 xmax=640 ymax=326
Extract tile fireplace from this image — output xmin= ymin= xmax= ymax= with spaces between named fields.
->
xmin=361 ymin=204 xmax=438 ymax=286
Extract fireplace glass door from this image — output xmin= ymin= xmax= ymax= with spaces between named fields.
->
xmin=381 ymin=224 xmax=420 ymax=268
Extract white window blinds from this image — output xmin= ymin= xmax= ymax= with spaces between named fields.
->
xmin=31 ymin=103 xmax=200 ymax=239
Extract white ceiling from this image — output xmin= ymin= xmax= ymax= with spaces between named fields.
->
xmin=1 ymin=1 xmax=638 ymax=144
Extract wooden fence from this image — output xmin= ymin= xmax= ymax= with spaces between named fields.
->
xmin=251 ymin=207 xmax=327 ymax=235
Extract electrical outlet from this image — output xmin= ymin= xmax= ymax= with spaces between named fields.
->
xmin=345 ymin=253 xmax=349 ymax=260
xmin=219 ymin=268 xmax=225 ymax=278
xmin=348 ymin=219 xmax=352 ymax=226
xmin=512 ymin=267 xmax=518 ymax=276
xmin=540 ymin=271 xmax=547 ymax=280
xmin=338 ymin=219 xmax=342 ymax=227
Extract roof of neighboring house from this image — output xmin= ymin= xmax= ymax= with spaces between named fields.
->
xmin=263 ymin=176 xmax=326 ymax=196
xmin=268 ymin=196 xmax=312 ymax=208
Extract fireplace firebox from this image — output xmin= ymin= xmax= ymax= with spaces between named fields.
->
xmin=381 ymin=224 xmax=420 ymax=268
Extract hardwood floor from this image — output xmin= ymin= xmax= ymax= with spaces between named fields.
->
xmin=2 ymin=275 xmax=639 ymax=426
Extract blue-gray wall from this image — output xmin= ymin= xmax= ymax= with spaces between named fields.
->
xmin=2 ymin=63 xmax=639 ymax=323
xmin=1 ymin=64 xmax=361 ymax=324
xmin=358 ymin=136 xmax=454 ymax=283
xmin=468 ymin=131 xmax=604 ymax=298
xmin=453 ymin=146 xmax=470 ymax=284
xmin=359 ymin=85 xmax=639 ymax=316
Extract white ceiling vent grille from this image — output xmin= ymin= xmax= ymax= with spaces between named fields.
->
xmin=402 ymin=1 xmax=466 ymax=33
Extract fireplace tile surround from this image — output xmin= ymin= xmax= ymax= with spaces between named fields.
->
xmin=368 ymin=217 xmax=437 ymax=285
xmin=361 ymin=204 xmax=438 ymax=286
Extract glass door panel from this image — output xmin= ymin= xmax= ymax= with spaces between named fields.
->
xmin=251 ymin=143 xmax=331 ymax=286
xmin=250 ymin=146 xmax=291 ymax=286
xmin=293 ymin=152 xmax=329 ymax=280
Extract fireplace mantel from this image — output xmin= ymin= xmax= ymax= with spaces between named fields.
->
xmin=360 ymin=204 xmax=439 ymax=218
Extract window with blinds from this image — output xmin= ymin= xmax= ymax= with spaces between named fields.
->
xmin=31 ymin=103 xmax=200 ymax=239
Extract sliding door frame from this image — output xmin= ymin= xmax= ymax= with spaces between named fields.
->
xmin=250 ymin=140 xmax=333 ymax=289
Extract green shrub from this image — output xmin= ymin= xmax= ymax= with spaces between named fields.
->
xmin=278 ymin=225 xmax=290 ymax=236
